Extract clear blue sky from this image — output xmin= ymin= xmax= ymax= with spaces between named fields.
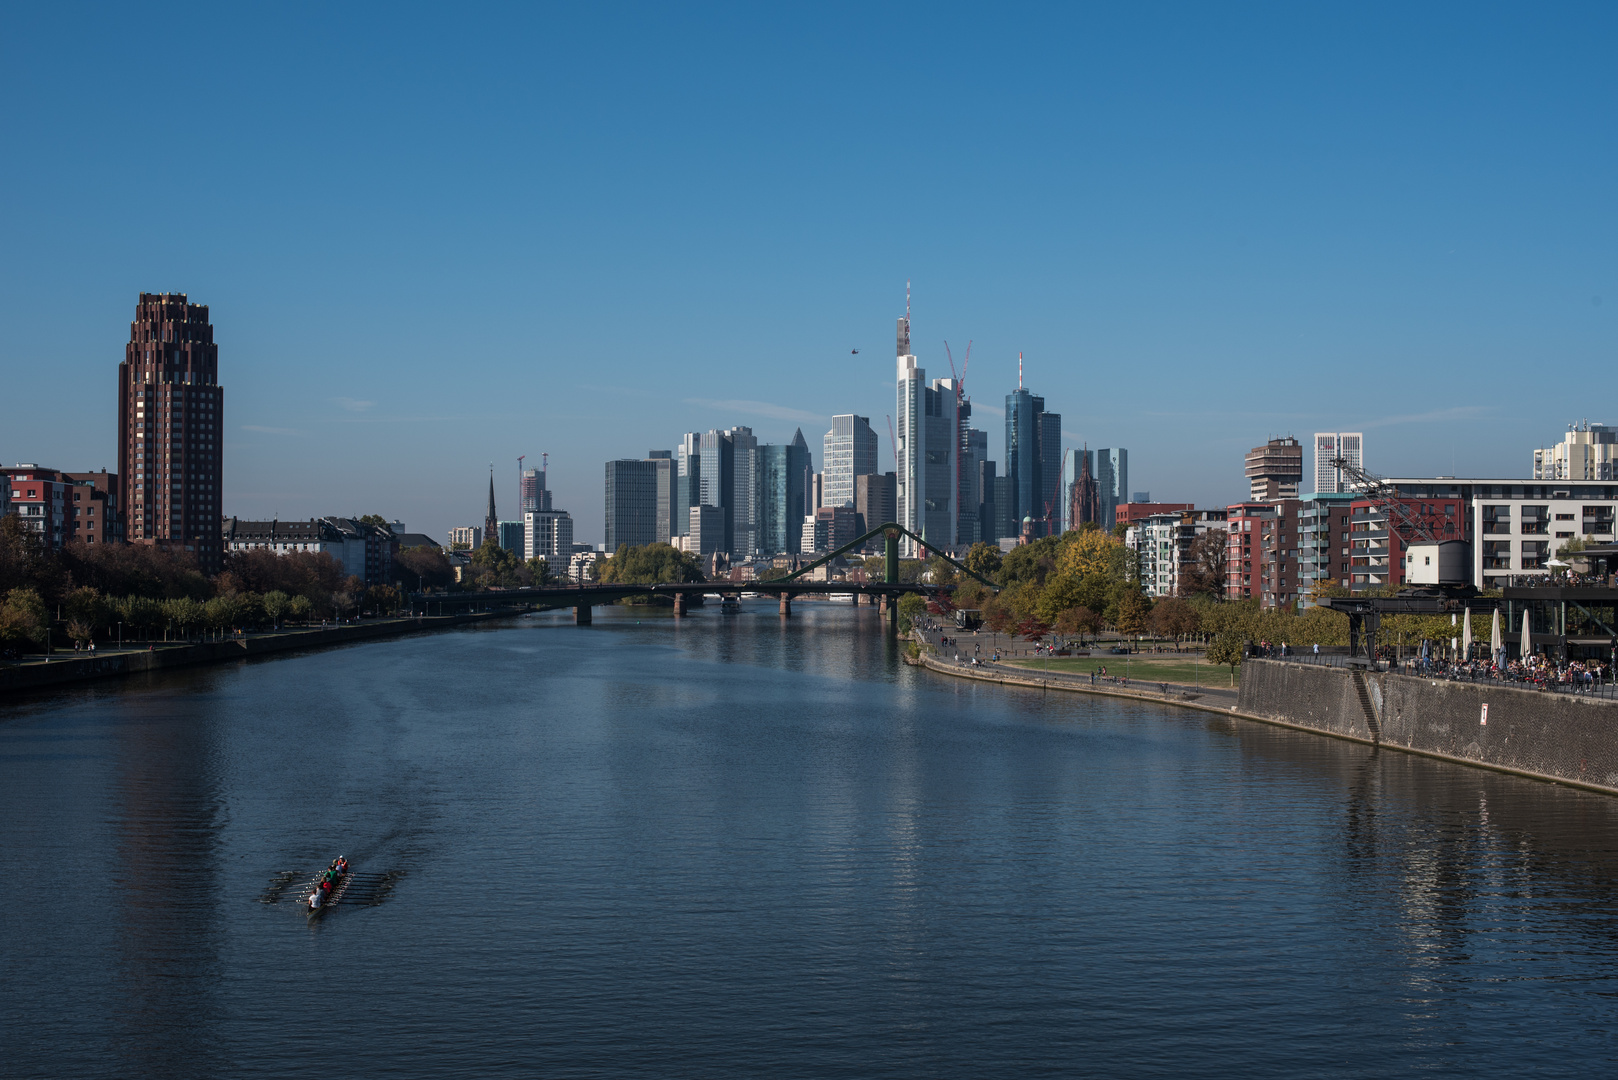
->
xmin=3 ymin=3 xmax=1613 ymax=544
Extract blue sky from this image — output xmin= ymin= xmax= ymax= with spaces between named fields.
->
xmin=2 ymin=3 xmax=1613 ymax=544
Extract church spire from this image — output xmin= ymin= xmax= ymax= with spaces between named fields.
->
xmin=484 ymin=465 xmax=498 ymax=547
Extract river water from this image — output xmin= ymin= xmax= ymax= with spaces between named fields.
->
xmin=4 ymin=602 xmax=1618 ymax=1078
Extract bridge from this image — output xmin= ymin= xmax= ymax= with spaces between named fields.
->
xmin=408 ymin=522 xmax=998 ymax=629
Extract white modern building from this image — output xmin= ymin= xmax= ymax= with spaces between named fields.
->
xmin=1533 ymin=421 xmax=1617 ymax=481
xmin=896 ymin=355 xmax=959 ymax=556
xmin=1313 ymin=432 xmax=1364 ymax=494
xmin=524 ymin=509 xmax=574 ymax=564
xmin=822 ymin=414 xmax=878 ymax=510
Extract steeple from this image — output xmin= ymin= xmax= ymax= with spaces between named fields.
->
xmin=484 ymin=465 xmax=498 ymax=547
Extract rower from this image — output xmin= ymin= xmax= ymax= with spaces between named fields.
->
xmin=308 ymin=889 xmax=322 ymax=911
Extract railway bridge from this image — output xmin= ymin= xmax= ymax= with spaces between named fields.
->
xmin=408 ymin=522 xmax=998 ymax=630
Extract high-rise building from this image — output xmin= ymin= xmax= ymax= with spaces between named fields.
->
xmin=822 ymin=415 xmax=878 ymax=509
xmin=1245 ymin=436 xmax=1303 ymax=501
xmin=802 ymin=505 xmax=857 ymax=554
xmin=675 ymin=433 xmax=700 ymax=538
xmin=1005 ymin=385 xmax=1062 ymax=537
xmin=1534 ymin=421 xmax=1618 ymax=481
xmin=1038 ymin=410 xmax=1063 ymax=534
xmin=498 ymin=521 xmax=525 ymax=552
xmin=897 ymin=357 xmax=959 ymax=554
xmin=729 ymin=426 xmax=759 ymax=558
xmin=958 ymin=426 xmax=987 ymax=546
xmin=1313 ymin=433 xmax=1363 ymax=494
xmin=689 ymin=504 xmax=724 ymax=556
xmin=520 ymin=466 xmax=550 ymax=513
xmin=118 ymin=292 xmax=223 ymax=570
xmin=604 ymin=458 xmax=664 ymax=552
xmin=975 ymin=459 xmax=998 ymax=544
xmin=856 ymin=471 xmax=897 ymax=544
xmin=758 ymin=437 xmax=813 ymax=555
xmin=647 ymin=451 xmax=675 ymax=542
xmin=449 ymin=525 xmax=482 ymax=549
xmin=1096 ymin=448 xmax=1128 ymax=529
xmin=524 ymin=509 xmax=574 ymax=564
xmin=698 ymin=429 xmax=734 ymax=550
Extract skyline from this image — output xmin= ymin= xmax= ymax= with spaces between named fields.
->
xmin=3 ymin=5 xmax=1614 ymax=543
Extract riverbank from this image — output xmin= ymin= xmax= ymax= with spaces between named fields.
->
xmin=917 ymin=640 xmax=1618 ymax=798
xmin=0 ymin=610 xmax=518 ymax=696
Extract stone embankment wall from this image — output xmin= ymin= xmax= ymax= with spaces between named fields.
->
xmin=0 ymin=612 xmax=510 ymax=696
xmin=1239 ymin=659 xmax=1618 ymax=794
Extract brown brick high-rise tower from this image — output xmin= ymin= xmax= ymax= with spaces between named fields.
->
xmin=118 ymin=293 xmax=224 ymax=572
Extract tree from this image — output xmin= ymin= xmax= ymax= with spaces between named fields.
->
xmin=287 ymin=595 xmax=313 ymax=623
xmin=1148 ymin=596 xmax=1199 ymax=640
xmin=963 ymin=541 xmax=1003 ymax=581
xmin=1206 ymin=631 xmax=1243 ymax=683
xmin=163 ymin=596 xmax=204 ymax=641
xmin=63 ymin=586 xmax=111 ymax=639
xmin=1113 ymin=589 xmax=1151 ymax=635
xmin=395 ymin=545 xmax=454 ymax=591
xmin=1015 ymin=615 xmax=1052 ymax=643
xmin=896 ymin=592 xmax=928 ymax=632
xmin=0 ymin=587 xmax=48 ymax=649
xmin=526 ymin=557 xmax=550 ymax=585
xmin=926 ymin=553 xmax=958 ymax=588
xmin=358 ymin=514 xmax=393 ymax=532
xmin=262 ymin=590 xmax=290 ymax=629
xmin=468 ymin=540 xmax=521 ymax=588
xmin=1055 ymin=605 xmax=1102 ymax=642
xmin=597 ymin=543 xmax=705 ymax=585
xmin=1111 ymin=521 xmax=1129 ymax=539
xmin=1179 ymin=529 xmax=1229 ymax=598
xmin=1000 ymin=535 xmax=1063 ymax=589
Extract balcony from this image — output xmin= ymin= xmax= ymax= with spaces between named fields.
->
xmin=1521 ymin=522 xmax=1549 ymax=536
xmin=1482 ymin=522 xmax=1511 ymax=535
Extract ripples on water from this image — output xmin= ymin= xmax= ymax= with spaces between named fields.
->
xmin=3 ymin=603 xmax=1618 ymax=1078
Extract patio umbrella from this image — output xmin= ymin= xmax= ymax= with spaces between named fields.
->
xmin=1522 ymin=609 xmax=1533 ymax=659
xmin=1462 ymin=607 xmax=1473 ymax=658
xmin=1491 ymin=608 xmax=1502 ymax=661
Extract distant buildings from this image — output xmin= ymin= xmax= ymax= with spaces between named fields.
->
xmin=498 ymin=521 xmax=525 ymax=551
xmin=1068 ymin=450 xmax=1099 ymax=530
xmin=758 ymin=435 xmax=813 ymax=555
xmin=1533 ymin=421 xmax=1616 ymax=481
xmin=221 ymin=516 xmax=394 ymax=584
xmin=802 ymin=505 xmax=857 ymax=554
xmin=521 ymin=466 xmax=573 ymax=563
xmin=119 ymin=292 xmax=224 ymax=572
xmin=1004 ymin=386 xmax=1062 ymax=538
xmin=605 ymin=456 xmax=672 ymax=552
xmin=449 ymin=525 xmax=482 ymax=549
xmin=3 ymin=466 xmax=121 ymax=549
xmin=855 ymin=472 xmax=896 ymax=542
xmin=1245 ymin=436 xmax=1303 ymax=501
xmin=1313 ymin=432 xmax=1363 ymax=494
xmin=1095 ymin=448 xmax=1127 ymax=530
xmin=822 ymin=415 xmax=878 ymax=509
xmin=895 ymin=302 xmax=974 ymax=553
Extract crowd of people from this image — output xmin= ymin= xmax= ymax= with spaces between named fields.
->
xmin=1415 ymin=654 xmax=1613 ymax=694
xmin=307 ymin=856 xmax=350 ymax=912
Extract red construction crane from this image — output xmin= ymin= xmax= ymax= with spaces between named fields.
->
xmin=1330 ymin=456 xmax=1437 ymax=544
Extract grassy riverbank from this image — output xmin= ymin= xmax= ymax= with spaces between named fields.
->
xmin=1004 ymin=655 xmax=1240 ymax=688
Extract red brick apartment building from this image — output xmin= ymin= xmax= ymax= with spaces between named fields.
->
xmin=5 ymin=466 xmax=120 ymax=548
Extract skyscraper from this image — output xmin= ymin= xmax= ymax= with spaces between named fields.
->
xmin=822 ymin=414 xmax=878 ymax=508
xmin=758 ymin=437 xmax=812 ymax=554
xmin=855 ymin=471 xmax=896 ymax=544
xmin=958 ymin=427 xmax=988 ymax=545
xmin=521 ymin=466 xmax=550 ymax=513
xmin=1096 ymin=448 xmax=1128 ymax=529
xmin=118 ymin=292 xmax=224 ymax=571
xmin=1004 ymin=384 xmax=1061 ymax=537
xmin=605 ymin=458 xmax=663 ymax=552
xmin=897 ymin=358 xmax=958 ymax=553
xmin=1313 ymin=433 xmax=1364 ymax=494
xmin=675 ymin=433 xmax=700 ymax=540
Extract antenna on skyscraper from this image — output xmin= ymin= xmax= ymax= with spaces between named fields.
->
xmin=906 ymin=280 xmax=910 ymax=324
xmin=1018 ymin=351 xmax=1023 ymax=389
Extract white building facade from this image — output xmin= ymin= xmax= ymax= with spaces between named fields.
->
xmin=1533 ymin=421 xmax=1617 ymax=481
xmin=1313 ymin=432 xmax=1364 ymax=494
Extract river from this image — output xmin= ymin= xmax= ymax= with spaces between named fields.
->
xmin=3 ymin=602 xmax=1618 ymax=1077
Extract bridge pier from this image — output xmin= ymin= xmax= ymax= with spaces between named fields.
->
xmin=574 ymin=605 xmax=592 ymax=625
xmin=779 ymin=596 xmax=791 ymax=617
xmin=672 ymin=592 xmax=688 ymax=616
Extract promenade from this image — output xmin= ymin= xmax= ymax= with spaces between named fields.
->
xmin=0 ymin=610 xmax=516 ymax=695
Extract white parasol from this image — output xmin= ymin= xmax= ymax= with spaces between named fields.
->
xmin=1491 ymin=608 xmax=1502 ymax=660
xmin=1462 ymin=607 xmax=1473 ymax=658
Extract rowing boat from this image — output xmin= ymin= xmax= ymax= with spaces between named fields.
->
xmin=304 ymin=867 xmax=351 ymax=920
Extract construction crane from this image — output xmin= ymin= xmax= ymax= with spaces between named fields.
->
xmin=1329 ymin=456 xmax=1436 ymax=543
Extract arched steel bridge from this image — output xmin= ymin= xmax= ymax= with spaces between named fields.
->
xmin=408 ymin=522 xmax=998 ymax=626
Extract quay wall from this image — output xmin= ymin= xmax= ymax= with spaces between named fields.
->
xmin=1239 ymin=660 xmax=1618 ymax=794
xmin=0 ymin=612 xmax=513 ymax=696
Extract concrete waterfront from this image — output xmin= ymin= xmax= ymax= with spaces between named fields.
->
xmin=918 ymin=636 xmax=1618 ymax=797
xmin=0 ymin=612 xmax=514 ymax=695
